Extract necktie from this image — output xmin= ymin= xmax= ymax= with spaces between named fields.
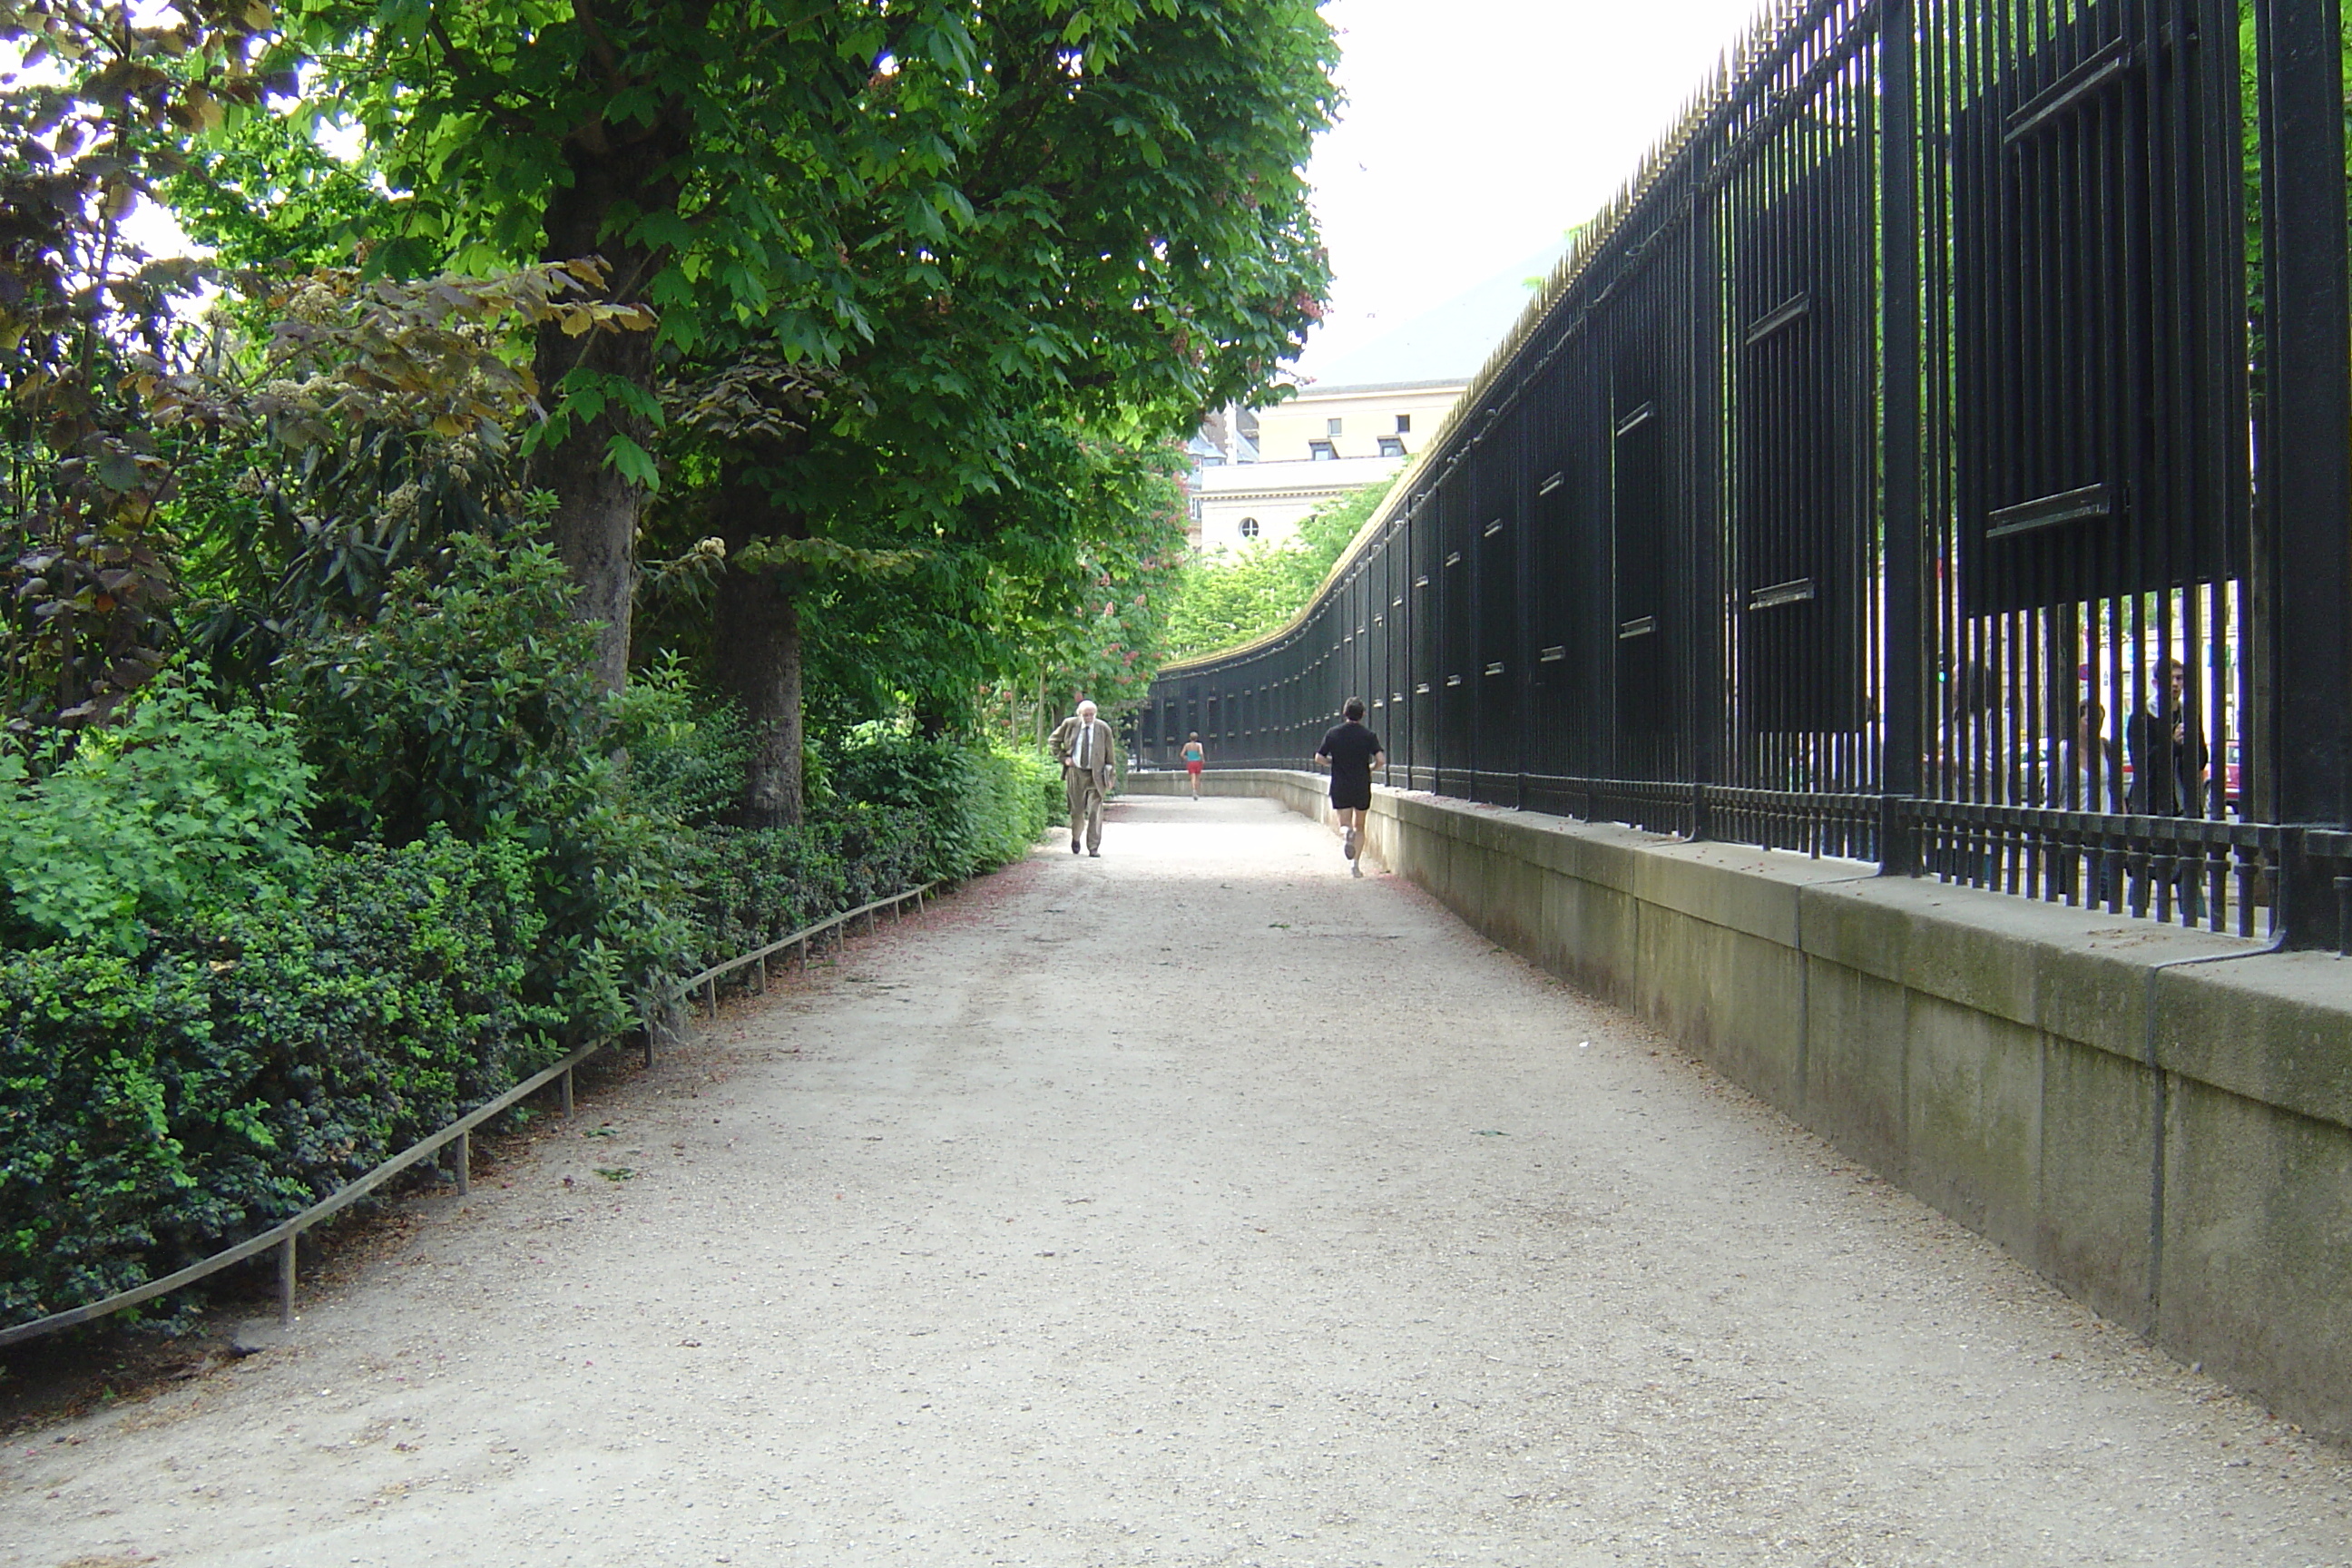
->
xmin=1078 ymin=723 xmax=1093 ymax=769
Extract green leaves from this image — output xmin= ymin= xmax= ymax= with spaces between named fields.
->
xmin=730 ymin=535 xmax=921 ymax=578
xmin=277 ymin=533 xmax=603 ymax=845
xmin=0 ymin=681 xmax=316 ymax=954
xmin=1162 ymin=477 xmax=1397 ymax=662
xmin=606 ymin=434 xmax=661 ymax=490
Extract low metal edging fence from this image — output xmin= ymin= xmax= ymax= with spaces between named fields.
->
xmin=668 ymin=882 xmax=936 ymax=1031
xmin=0 ymin=880 xmax=939 ymax=1351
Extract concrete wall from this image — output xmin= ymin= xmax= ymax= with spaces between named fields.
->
xmin=1124 ymin=769 xmax=2352 ymax=1439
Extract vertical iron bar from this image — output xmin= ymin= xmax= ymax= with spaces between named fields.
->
xmin=278 ymin=1233 xmax=297 ymax=1326
xmin=453 ymin=1131 xmax=470 ymax=1196
xmin=2256 ymin=0 xmax=2352 ymax=947
xmin=1880 ymin=0 xmax=1924 ymax=874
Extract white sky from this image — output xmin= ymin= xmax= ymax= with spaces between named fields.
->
xmin=1297 ymin=0 xmax=1769 ymax=374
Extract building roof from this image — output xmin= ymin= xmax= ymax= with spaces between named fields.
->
xmin=1190 ymin=452 xmax=1401 ymax=500
xmin=1280 ymin=378 xmax=1465 ymax=401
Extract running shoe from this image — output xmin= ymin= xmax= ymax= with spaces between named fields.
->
xmin=1342 ymin=827 xmax=1358 ymax=860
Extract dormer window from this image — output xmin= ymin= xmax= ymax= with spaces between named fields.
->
xmin=1309 ymin=441 xmax=1338 ymax=461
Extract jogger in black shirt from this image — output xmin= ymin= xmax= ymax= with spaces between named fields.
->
xmin=1314 ymin=698 xmax=1385 ymax=878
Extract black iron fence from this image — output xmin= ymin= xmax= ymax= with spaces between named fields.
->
xmin=1145 ymin=0 xmax=2352 ymax=948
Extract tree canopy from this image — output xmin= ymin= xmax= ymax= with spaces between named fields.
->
xmin=250 ymin=0 xmax=1335 ymax=711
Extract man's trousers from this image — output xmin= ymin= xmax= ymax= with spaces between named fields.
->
xmin=1064 ymin=767 xmax=1105 ymax=854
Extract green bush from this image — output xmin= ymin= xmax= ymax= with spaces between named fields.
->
xmin=611 ymin=655 xmax=754 ymax=828
xmin=0 ymin=634 xmax=1054 ymax=1323
xmin=278 ymin=533 xmax=609 ymax=846
xmin=0 ymin=832 xmax=554 ymax=1320
xmin=965 ymin=744 xmax=1061 ymax=868
xmin=0 ymin=683 xmax=315 ymax=954
xmin=679 ymin=805 xmax=934 ymax=967
xmin=828 ymin=727 xmax=1057 ymax=879
xmin=278 ymin=534 xmax=694 ymax=1038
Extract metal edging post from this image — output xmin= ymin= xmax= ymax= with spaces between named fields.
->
xmin=560 ymin=1065 xmax=574 ymax=1119
xmin=278 ymin=1233 xmax=297 ymax=1326
xmin=453 ymin=1131 xmax=470 ymax=1196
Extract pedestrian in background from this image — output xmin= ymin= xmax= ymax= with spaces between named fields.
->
xmin=1052 ymin=700 xmax=1116 ymax=858
xmin=1181 ymin=732 xmax=1206 ymax=799
xmin=2127 ymin=658 xmax=2208 ymax=818
xmin=2127 ymin=657 xmax=2209 ymax=920
xmin=1314 ymin=697 xmax=1385 ymax=878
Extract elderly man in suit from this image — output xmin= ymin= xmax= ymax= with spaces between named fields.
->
xmin=1050 ymin=699 xmax=1116 ymax=857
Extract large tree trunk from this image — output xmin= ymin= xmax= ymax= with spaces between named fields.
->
xmin=533 ymin=100 xmax=691 ymax=692
xmin=712 ymin=467 xmax=806 ymax=825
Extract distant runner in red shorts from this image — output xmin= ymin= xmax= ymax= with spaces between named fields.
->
xmin=1181 ymin=732 xmax=1205 ymax=799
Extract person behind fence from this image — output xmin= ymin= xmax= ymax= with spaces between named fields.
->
xmin=1181 ymin=731 xmax=1206 ymax=799
xmin=1052 ymin=699 xmax=1116 ymax=858
xmin=2126 ymin=658 xmax=2209 ymax=918
xmin=2127 ymin=658 xmax=2208 ymax=817
xmin=1314 ymin=697 xmax=1385 ymax=878
xmin=2033 ymin=697 xmax=2122 ymax=905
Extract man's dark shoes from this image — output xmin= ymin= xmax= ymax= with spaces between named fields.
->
xmin=1071 ymin=839 xmax=1081 ymax=854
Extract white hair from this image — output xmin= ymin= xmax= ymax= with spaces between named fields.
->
xmin=1077 ymin=700 xmax=1098 ymax=717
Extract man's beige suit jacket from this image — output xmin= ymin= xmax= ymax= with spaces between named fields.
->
xmin=1051 ymin=715 xmax=1117 ymax=786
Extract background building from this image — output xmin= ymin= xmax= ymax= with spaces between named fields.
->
xmin=1185 ymin=241 xmax=1570 ymax=552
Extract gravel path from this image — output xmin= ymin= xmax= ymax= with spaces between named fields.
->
xmin=6 ymin=794 xmax=2350 ymax=1568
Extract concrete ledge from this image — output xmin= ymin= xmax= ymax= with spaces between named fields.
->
xmin=1127 ymin=768 xmax=2352 ymax=1441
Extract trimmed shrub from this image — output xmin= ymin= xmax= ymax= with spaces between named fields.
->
xmin=0 ymin=832 xmax=551 ymax=1320
xmin=679 ymin=805 xmax=933 ymax=968
xmin=829 ymin=728 xmax=1059 ymax=880
xmin=0 ymin=658 xmax=1054 ymax=1322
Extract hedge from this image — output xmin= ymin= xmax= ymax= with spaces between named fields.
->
xmin=0 ymin=736 xmax=1060 ymax=1325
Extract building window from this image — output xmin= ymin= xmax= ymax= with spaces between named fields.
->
xmin=1308 ymin=441 xmax=1338 ymax=461
xmin=1378 ymin=436 xmax=1406 ymax=457
xmin=1396 ymin=414 xmax=1411 ymax=434
xmin=1239 ymin=516 xmax=1260 ymax=539
xmin=1327 ymin=417 xmax=1344 ymax=436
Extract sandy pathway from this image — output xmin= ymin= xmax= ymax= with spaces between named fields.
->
xmin=5 ymin=795 xmax=2350 ymax=1567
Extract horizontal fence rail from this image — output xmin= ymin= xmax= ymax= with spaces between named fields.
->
xmin=0 ymin=882 xmax=937 ymax=1350
xmin=1144 ymin=0 xmax=2352 ymax=949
